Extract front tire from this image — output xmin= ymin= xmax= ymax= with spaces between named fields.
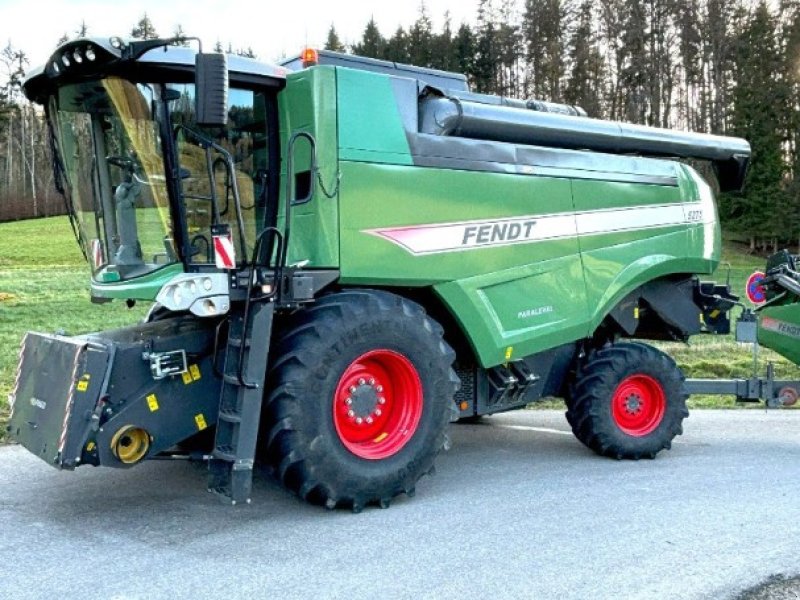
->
xmin=262 ymin=290 xmax=459 ymax=511
xmin=566 ymin=342 xmax=688 ymax=459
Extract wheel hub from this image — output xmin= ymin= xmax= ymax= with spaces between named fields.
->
xmin=611 ymin=374 xmax=666 ymax=437
xmin=348 ymin=381 xmax=381 ymax=419
xmin=333 ymin=349 xmax=423 ymax=460
xmin=624 ymin=394 xmax=642 ymax=414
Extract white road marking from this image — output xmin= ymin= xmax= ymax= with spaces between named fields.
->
xmin=495 ymin=422 xmax=687 ymax=443
xmin=495 ymin=424 xmax=573 ymax=436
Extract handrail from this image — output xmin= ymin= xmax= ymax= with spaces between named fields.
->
xmin=174 ymin=124 xmax=249 ymax=260
xmin=282 ymin=131 xmax=317 ymax=269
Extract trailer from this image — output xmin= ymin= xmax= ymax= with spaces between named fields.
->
xmin=7 ymin=37 xmax=774 ymax=511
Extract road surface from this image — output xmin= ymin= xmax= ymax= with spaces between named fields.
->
xmin=0 ymin=410 xmax=798 ymax=600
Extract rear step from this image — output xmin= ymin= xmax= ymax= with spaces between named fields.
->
xmin=208 ymin=301 xmax=274 ymax=504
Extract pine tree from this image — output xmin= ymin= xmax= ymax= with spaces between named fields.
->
xmin=474 ymin=0 xmax=499 ymax=93
xmin=726 ymin=2 xmax=788 ymax=241
xmin=324 ymin=24 xmax=346 ymax=52
xmin=564 ymin=0 xmax=606 ymax=117
xmin=429 ymin=12 xmax=453 ymax=71
xmin=172 ymin=24 xmax=190 ymax=46
xmin=523 ymin=0 xmax=565 ymax=100
xmin=237 ymin=47 xmax=257 ymax=58
xmin=353 ymin=17 xmax=385 ymax=58
xmin=453 ymin=23 xmax=476 ymax=82
xmin=408 ymin=2 xmax=434 ymax=67
xmin=131 ymin=13 xmax=159 ymax=40
xmin=383 ymin=26 xmax=410 ymax=63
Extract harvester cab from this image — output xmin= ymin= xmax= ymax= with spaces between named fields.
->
xmin=9 ymin=37 xmax=779 ymax=512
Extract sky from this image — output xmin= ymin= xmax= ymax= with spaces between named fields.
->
xmin=0 ymin=0 xmax=478 ymax=69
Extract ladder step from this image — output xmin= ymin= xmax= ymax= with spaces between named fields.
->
xmin=223 ymin=374 xmax=245 ymax=386
xmin=218 ymin=410 xmax=242 ymax=424
xmin=213 ymin=447 xmax=237 ymax=462
xmin=227 ymin=337 xmax=251 ymax=349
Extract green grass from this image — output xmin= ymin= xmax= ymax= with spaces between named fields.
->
xmin=0 ymin=217 xmax=795 ymax=441
xmin=0 ymin=217 xmax=147 ymax=440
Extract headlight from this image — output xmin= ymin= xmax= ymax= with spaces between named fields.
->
xmin=155 ymin=273 xmax=230 ymax=317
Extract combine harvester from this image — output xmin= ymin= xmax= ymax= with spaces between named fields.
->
xmin=5 ymin=38 xmax=795 ymax=510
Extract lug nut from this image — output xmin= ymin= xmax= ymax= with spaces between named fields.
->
xmin=369 ymin=378 xmax=375 ymax=385
xmin=349 ymin=386 xmax=356 ymax=393
xmin=374 ymin=408 xmax=382 ymax=417
xmin=366 ymin=416 xmax=373 ymax=424
xmin=345 ymin=397 xmax=353 ymax=406
xmin=376 ymin=385 xmax=383 ymax=392
xmin=356 ymin=417 xmax=363 ymax=425
xmin=378 ymin=397 xmax=386 ymax=405
xmin=347 ymin=410 xmax=355 ymax=418
xmin=358 ymin=378 xmax=366 ymax=385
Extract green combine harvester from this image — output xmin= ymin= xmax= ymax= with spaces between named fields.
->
xmin=6 ymin=38 xmax=797 ymax=510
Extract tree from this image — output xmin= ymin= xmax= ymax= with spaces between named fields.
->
xmin=383 ymin=26 xmax=410 ymax=63
xmin=452 ymin=23 xmax=476 ymax=83
xmin=131 ymin=13 xmax=158 ymax=40
xmin=725 ymin=2 xmax=789 ymax=243
xmin=564 ymin=0 xmax=606 ymax=117
xmin=353 ymin=17 xmax=385 ymax=58
xmin=523 ymin=0 xmax=565 ymax=100
xmin=408 ymin=2 xmax=434 ymax=67
xmin=171 ymin=24 xmax=190 ymax=46
xmin=235 ymin=47 xmax=257 ymax=58
xmin=324 ymin=24 xmax=346 ymax=52
xmin=473 ymin=0 xmax=499 ymax=93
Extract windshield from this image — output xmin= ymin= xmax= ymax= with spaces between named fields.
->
xmin=51 ymin=78 xmax=175 ymax=281
xmin=50 ymin=78 xmax=271 ymax=280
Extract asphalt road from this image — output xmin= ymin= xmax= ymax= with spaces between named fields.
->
xmin=0 ymin=409 xmax=798 ymax=600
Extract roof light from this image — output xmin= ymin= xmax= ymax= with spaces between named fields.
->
xmin=301 ymin=47 xmax=319 ymax=67
xmin=85 ymin=47 xmax=96 ymax=61
xmin=61 ymin=53 xmax=71 ymax=67
xmin=109 ymin=37 xmax=124 ymax=50
xmin=51 ymin=61 xmax=60 ymax=74
xmin=73 ymin=49 xmax=83 ymax=64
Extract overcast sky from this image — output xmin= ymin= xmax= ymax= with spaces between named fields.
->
xmin=1 ymin=0 xmax=478 ymax=68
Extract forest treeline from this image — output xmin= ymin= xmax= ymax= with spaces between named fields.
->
xmin=2 ymin=2 xmax=799 ymax=249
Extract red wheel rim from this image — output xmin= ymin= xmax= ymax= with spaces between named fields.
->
xmin=611 ymin=374 xmax=666 ymax=436
xmin=333 ymin=349 xmax=423 ymax=460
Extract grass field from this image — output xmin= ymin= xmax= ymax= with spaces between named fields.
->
xmin=0 ymin=216 xmax=797 ymax=441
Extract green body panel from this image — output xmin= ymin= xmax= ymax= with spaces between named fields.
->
xmin=336 ymin=69 xmax=413 ymax=165
xmin=333 ymin=72 xmax=719 ymax=366
xmin=757 ymin=302 xmax=800 ymax=365
xmin=337 ymin=161 xmax=589 ymax=364
xmin=91 ymin=263 xmax=183 ymax=300
xmin=279 ymin=68 xmax=340 ymax=268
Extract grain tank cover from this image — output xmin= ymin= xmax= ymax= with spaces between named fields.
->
xmin=419 ymin=88 xmax=751 ymax=192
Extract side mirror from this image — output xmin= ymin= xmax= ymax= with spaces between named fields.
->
xmin=195 ymin=52 xmax=228 ymax=127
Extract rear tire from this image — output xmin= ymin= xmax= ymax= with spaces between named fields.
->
xmin=566 ymin=342 xmax=688 ymax=459
xmin=261 ymin=290 xmax=459 ymax=510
